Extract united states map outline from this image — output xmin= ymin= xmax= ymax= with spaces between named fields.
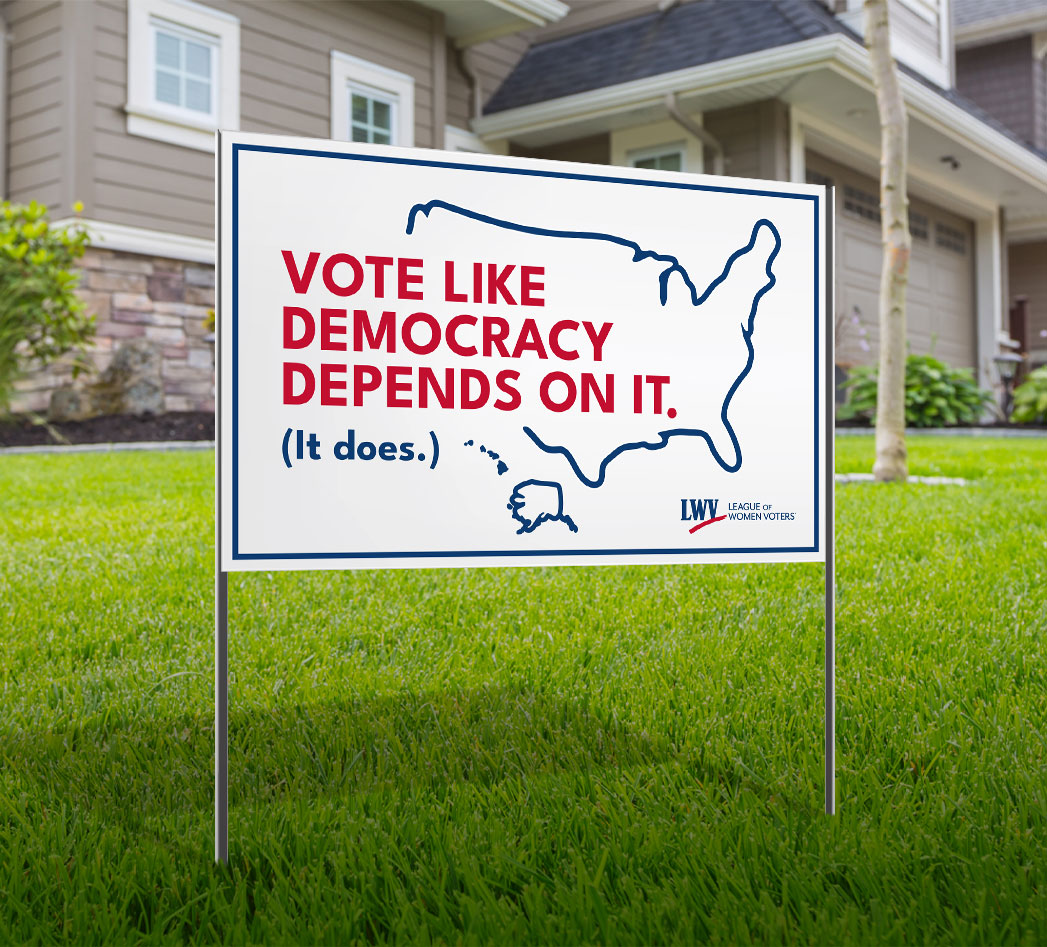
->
xmin=405 ymin=199 xmax=782 ymax=533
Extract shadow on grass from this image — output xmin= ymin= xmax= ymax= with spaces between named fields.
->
xmin=2 ymin=683 xmax=699 ymax=832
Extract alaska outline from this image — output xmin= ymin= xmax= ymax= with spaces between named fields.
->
xmin=406 ymin=199 xmax=782 ymax=490
xmin=508 ymin=480 xmax=578 ymax=534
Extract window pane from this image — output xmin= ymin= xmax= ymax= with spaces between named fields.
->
xmin=185 ymin=78 xmax=211 ymax=113
xmin=352 ymin=125 xmax=369 ymax=142
xmin=156 ymin=31 xmax=180 ymax=69
xmin=156 ymin=69 xmax=181 ymax=106
xmin=372 ymin=100 xmax=391 ymax=131
xmin=373 ymin=132 xmax=390 ymax=145
xmin=656 ymin=153 xmax=682 ymax=172
xmin=633 ymin=157 xmax=656 ymax=170
xmin=351 ymin=94 xmax=369 ymax=124
xmin=185 ymin=40 xmax=211 ymax=79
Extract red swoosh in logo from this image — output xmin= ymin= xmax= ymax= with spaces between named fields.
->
xmin=688 ymin=514 xmax=727 ymax=534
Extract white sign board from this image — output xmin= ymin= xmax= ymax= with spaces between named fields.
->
xmin=218 ymin=132 xmax=829 ymax=571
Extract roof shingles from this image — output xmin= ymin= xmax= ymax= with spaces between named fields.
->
xmin=482 ymin=0 xmax=1047 ymax=161
xmin=484 ymin=0 xmax=846 ymax=114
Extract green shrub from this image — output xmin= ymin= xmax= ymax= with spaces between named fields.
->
xmin=838 ymin=353 xmax=993 ymax=427
xmin=0 ymin=200 xmax=93 ymax=412
xmin=1011 ymin=366 xmax=1047 ymax=424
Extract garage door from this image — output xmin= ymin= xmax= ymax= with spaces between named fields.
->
xmin=806 ymin=153 xmax=976 ymax=372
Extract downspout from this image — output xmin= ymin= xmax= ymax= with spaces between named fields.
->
xmin=664 ymin=92 xmax=724 ymax=175
xmin=455 ymin=46 xmax=483 ymax=127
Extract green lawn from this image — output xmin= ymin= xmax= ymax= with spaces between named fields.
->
xmin=1 ymin=436 xmax=1045 ymax=944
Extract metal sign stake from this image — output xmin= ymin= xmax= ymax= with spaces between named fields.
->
xmin=825 ymin=185 xmax=836 ymax=816
xmin=215 ymin=129 xmax=230 ymax=863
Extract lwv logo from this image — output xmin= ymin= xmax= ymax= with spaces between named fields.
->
xmin=680 ymin=498 xmax=724 ymax=533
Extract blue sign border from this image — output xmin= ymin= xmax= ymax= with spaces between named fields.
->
xmin=230 ymin=143 xmax=821 ymax=561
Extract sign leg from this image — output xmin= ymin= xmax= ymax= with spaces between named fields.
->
xmin=216 ymin=569 xmax=229 ymax=862
xmin=824 ymin=184 xmax=836 ymax=816
xmin=825 ymin=550 xmax=835 ymax=814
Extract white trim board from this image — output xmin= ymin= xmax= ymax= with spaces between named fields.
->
xmin=443 ymin=125 xmax=491 ymax=153
xmin=54 ymin=217 xmax=215 ymax=264
xmin=1008 ymin=215 xmax=1047 ymax=244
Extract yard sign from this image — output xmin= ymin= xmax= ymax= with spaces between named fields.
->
xmin=215 ymin=130 xmax=835 ymax=860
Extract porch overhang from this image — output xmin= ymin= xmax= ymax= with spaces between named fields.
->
xmin=474 ymin=32 xmax=1047 ymax=224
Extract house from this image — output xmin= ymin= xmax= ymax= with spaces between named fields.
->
xmin=954 ymin=0 xmax=1047 ymax=369
xmin=3 ymin=0 xmax=1045 ymax=415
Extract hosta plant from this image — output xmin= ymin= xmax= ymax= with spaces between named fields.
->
xmin=1011 ymin=366 xmax=1047 ymax=424
xmin=838 ymin=353 xmax=993 ymax=427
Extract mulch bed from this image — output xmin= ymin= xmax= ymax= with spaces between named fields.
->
xmin=0 ymin=412 xmax=215 ymax=447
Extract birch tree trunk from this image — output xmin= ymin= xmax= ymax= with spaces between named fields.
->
xmin=865 ymin=0 xmax=910 ymax=482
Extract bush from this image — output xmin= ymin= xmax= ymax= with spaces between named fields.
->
xmin=1011 ymin=366 xmax=1047 ymax=424
xmin=0 ymin=200 xmax=93 ymax=412
xmin=838 ymin=353 xmax=993 ymax=427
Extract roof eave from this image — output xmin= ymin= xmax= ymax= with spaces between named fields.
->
xmin=476 ymin=34 xmax=844 ymax=139
xmin=475 ymin=33 xmax=1047 ymax=196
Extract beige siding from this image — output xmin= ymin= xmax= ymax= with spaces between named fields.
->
xmin=90 ymin=0 xmax=212 ymax=237
xmin=1010 ymin=242 xmax=1047 ymax=355
xmin=704 ymin=104 xmax=763 ymax=180
xmin=5 ymin=1 xmax=65 ymax=209
xmin=511 ymin=133 xmax=610 ymax=165
xmin=85 ymin=0 xmax=442 ymax=240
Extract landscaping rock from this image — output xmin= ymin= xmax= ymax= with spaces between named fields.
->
xmin=48 ymin=340 xmax=164 ymax=421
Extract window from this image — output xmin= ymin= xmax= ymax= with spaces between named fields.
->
xmin=935 ymin=221 xmax=968 ymax=255
xmin=610 ymin=120 xmax=703 ymax=173
xmin=127 ymin=0 xmax=239 ymax=152
xmin=154 ymin=22 xmax=215 ymax=118
xmin=350 ymin=88 xmax=395 ymax=145
xmin=843 ymin=184 xmax=881 ymax=224
xmin=805 ymin=169 xmax=833 ymax=188
xmin=331 ymin=52 xmax=414 ymax=147
xmin=631 ymin=149 xmax=683 ymax=172
xmin=910 ymin=211 xmax=929 ymax=241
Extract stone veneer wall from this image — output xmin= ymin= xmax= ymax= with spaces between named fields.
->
xmin=11 ymin=247 xmax=216 ymax=415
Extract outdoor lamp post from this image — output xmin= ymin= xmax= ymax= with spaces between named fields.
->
xmin=993 ymin=352 xmax=1024 ymax=420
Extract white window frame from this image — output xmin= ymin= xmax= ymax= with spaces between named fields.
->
xmin=331 ymin=51 xmax=414 ymax=147
xmin=126 ymin=0 xmax=239 ymax=152
xmin=610 ymin=119 xmax=704 ymax=174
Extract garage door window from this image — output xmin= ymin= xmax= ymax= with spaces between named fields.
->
xmin=843 ymin=185 xmax=880 ymax=223
xmin=910 ymin=211 xmax=929 ymax=241
xmin=935 ymin=222 xmax=968 ymax=255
